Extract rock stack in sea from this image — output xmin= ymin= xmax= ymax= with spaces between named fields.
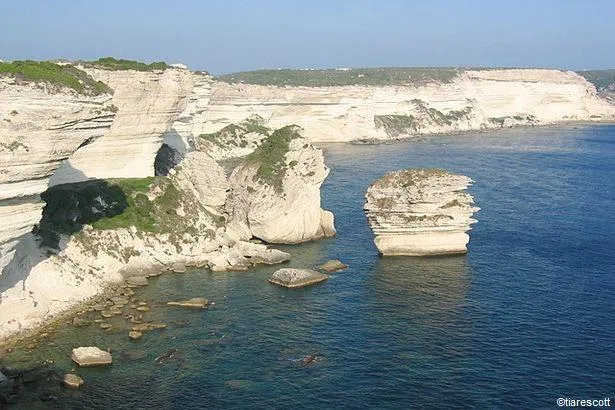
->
xmin=364 ymin=168 xmax=478 ymax=256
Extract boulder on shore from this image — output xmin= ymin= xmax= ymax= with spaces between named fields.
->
xmin=71 ymin=347 xmax=112 ymax=367
xmin=364 ymin=168 xmax=479 ymax=256
xmin=268 ymin=268 xmax=328 ymax=288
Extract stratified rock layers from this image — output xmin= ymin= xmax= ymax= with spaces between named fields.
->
xmin=364 ymin=169 xmax=478 ymax=256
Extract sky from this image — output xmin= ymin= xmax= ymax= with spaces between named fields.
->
xmin=1 ymin=0 xmax=614 ymax=74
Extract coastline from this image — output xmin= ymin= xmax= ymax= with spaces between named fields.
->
xmin=1 ymin=118 xmax=614 ymax=348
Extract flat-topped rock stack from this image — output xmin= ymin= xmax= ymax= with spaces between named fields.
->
xmin=364 ymin=168 xmax=479 ymax=256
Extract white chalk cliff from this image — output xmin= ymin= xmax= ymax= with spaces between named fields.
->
xmin=203 ymin=69 xmax=615 ymax=142
xmin=0 ymin=75 xmax=115 ymax=279
xmin=1 ymin=62 xmax=614 ymax=340
xmin=364 ymin=169 xmax=479 ymax=256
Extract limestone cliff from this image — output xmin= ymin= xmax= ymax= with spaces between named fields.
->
xmin=364 ymin=169 xmax=478 ymax=256
xmin=50 ymin=66 xmax=195 ymax=185
xmin=194 ymin=119 xmax=336 ymax=243
xmin=0 ymin=157 xmax=289 ymax=339
xmin=204 ymin=69 xmax=615 ymax=142
xmin=0 ymin=73 xmax=115 ymax=278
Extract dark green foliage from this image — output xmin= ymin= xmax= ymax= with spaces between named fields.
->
xmin=245 ymin=125 xmax=301 ymax=191
xmin=87 ymin=57 xmax=169 ymax=71
xmin=198 ymin=116 xmax=270 ymax=147
xmin=0 ymin=60 xmax=111 ymax=95
xmin=577 ymin=69 xmax=615 ymax=91
xmin=38 ymin=180 xmax=130 ymax=248
xmin=219 ymin=67 xmax=462 ymax=87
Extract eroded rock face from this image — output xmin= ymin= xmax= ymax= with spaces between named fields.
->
xmin=224 ymin=125 xmax=336 ymax=244
xmin=364 ymin=169 xmax=479 ymax=256
xmin=0 ymin=76 xmax=114 ymax=278
xmin=203 ymin=69 xmax=615 ymax=143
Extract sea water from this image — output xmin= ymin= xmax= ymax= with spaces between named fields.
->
xmin=4 ymin=125 xmax=615 ymax=409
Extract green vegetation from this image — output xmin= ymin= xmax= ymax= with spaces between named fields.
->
xmin=489 ymin=114 xmax=536 ymax=127
xmin=218 ymin=67 xmax=463 ymax=87
xmin=91 ymin=177 xmax=181 ymax=232
xmin=199 ymin=115 xmax=270 ymax=147
xmin=577 ymin=69 xmax=615 ymax=91
xmin=0 ymin=60 xmax=111 ymax=95
xmin=86 ymin=57 xmax=169 ymax=71
xmin=245 ymin=125 xmax=302 ymax=191
xmin=412 ymin=99 xmax=473 ymax=126
xmin=441 ymin=199 xmax=464 ymax=209
xmin=374 ymin=115 xmax=419 ymax=137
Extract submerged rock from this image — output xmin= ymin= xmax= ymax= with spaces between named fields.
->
xmin=128 ymin=331 xmax=142 ymax=341
xmin=131 ymin=322 xmax=166 ymax=332
xmin=63 ymin=373 xmax=84 ymax=389
xmin=71 ymin=347 xmax=112 ymax=367
xmin=318 ymin=259 xmax=348 ymax=273
xmin=364 ymin=168 xmax=479 ymax=256
xmin=268 ymin=268 xmax=328 ymax=288
xmin=166 ymin=297 xmax=209 ymax=309
xmin=125 ymin=276 xmax=149 ymax=287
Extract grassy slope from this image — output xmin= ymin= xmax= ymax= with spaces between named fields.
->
xmin=0 ymin=60 xmax=110 ymax=94
xmin=245 ymin=125 xmax=301 ymax=191
xmin=577 ymin=69 xmax=615 ymax=91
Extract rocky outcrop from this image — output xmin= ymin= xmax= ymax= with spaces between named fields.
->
xmin=71 ymin=346 xmax=112 ymax=367
xmin=364 ymin=169 xmax=479 ymax=256
xmin=221 ymin=124 xmax=336 ymax=243
xmin=204 ymin=69 xmax=615 ymax=142
xmin=50 ymin=66 xmax=195 ymax=185
xmin=268 ymin=268 xmax=328 ymax=288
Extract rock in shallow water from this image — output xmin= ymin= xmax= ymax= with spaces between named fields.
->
xmin=71 ymin=347 xmax=112 ymax=367
xmin=364 ymin=168 xmax=479 ymax=256
xmin=63 ymin=373 xmax=84 ymax=389
xmin=166 ymin=297 xmax=209 ymax=309
xmin=268 ymin=268 xmax=328 ymax=288
xmin=318 ymin=259 xmax=348 ymax=273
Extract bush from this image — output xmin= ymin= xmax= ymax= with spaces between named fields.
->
xmin=0 ymin=60 xmax=111 ymax=95
xmin=87 ymin=57 xmax=169 ymax=71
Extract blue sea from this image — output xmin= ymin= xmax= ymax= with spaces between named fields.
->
xmin=4 ymin=125 xmax=615 ymax=409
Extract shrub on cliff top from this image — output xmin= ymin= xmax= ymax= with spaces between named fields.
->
xmin=245 ymin=125 xmax=302 ymax=191
xmin=87 ymin=57 xmax=169 ymax=71
xmin=0 ymin=60 xmax=111 ymax=95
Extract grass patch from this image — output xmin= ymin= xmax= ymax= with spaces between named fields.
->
xmin=85 ymin=57 xmax=169 ymax=71
xmin=245 ymin=125 xmax=302 ymax=191
xmin=577 ymin=69 xmax=615 ymax=91
xmin=218 ymin=67 xmax=463 ymax=87
xmin=199 ymin=115 xmax=270 ymax=148
xmin=0 ymin=60 xmax=111 ymax=95
xmin=374 ymin=115 xmax=419 ymax=137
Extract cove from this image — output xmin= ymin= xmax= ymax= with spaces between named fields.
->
xmin=2 ymin=125 xmax=615 ymax=409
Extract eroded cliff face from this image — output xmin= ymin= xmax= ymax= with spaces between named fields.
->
xmin=364 ymin=169 xmax=479 ymax=256
xmin=49 ymin=66 xmax=196 ymax=185
xmin=225 ymin=127 xmax=336 ymax=243
xmin=0 ymin=76 xmax=115 ymax=278
xmin=0 ymin=158 xmax=290 ymax=339
xmin=201 ymin=69 xmax=615 ymax=142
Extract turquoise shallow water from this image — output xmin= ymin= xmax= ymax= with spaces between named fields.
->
xmin=3 ymin=125 xmax=615 ymax=409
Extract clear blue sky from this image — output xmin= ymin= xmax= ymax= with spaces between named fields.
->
xmin=1 ymin=0 xmax=614 ymax=74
